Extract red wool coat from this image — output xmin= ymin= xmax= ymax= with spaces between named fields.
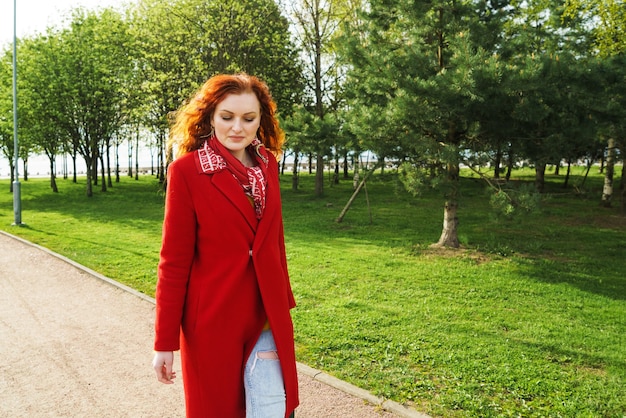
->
xmin=154 ymin=146 xmax=299 ymax=417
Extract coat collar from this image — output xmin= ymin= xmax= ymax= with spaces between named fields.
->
xmin=194 ymin=141 xmax=259 ymax=230
xmin=191 ymin=141 xmax=280 ymax=242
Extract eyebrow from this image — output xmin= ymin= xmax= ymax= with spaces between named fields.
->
xmin=217 ymin=110 xmax=258 ymax=116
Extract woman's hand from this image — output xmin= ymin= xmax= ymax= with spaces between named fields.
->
xmin=152 ymin=351 xmax=177 ymax=384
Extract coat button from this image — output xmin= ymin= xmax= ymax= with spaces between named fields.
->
xmin=249 ymin=249 xmax=253 ymax=257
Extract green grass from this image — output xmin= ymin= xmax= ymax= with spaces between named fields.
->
xmin=1 ymin=167 xmax=625 ymax=417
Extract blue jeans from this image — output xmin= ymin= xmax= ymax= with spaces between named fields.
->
xmin=244 ymin=329 xmax=286 ymax=418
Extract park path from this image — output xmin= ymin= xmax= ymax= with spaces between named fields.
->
xmin=0 ymin=231 xmax=426 ymax=418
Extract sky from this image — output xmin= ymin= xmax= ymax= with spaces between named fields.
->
xmin=1 ymin=0 xmax=128 ymax=48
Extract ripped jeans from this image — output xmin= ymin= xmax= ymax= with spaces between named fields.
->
xmin=244 ymin=329 xmax=286 ymax=418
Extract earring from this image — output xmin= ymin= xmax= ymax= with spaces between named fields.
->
xmin=199 ymin=127 xmax=214 ymax=139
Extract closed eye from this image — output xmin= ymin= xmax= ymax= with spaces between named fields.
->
xmin=219 ymin=116 xmax=257 ymax=122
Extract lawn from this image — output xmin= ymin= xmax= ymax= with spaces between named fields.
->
xmin=1 ymin=167 xmax=624 ymax=417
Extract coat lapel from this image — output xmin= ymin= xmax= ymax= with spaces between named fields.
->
xmin=210 ymin=170 xmax=259 ymax=231
xmin=252 ymin=155 xmax=280 ymax=250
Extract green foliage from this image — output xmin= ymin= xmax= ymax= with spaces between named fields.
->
xmin=130 ymin=0 xmax=303 ymax=120
xmin=196 ymin=0 xmax=304 ymax=112
xmin=0 ymin=169 xmax=624 ymax=417
xmin=399 ymin=161 xmax=448 ymax=198
xmin=338 ymin=0 xmax=624 ymax=201
xmin=286 ymin=0 xmax=356 ymax=195
xmin=0 ymin=48 xmax=14 ymax=170
xmin=564 ymin=0 xmax=626 ymax=57
xmin=488 ymin=182 xmax=543 ymax=219
xmin=283 ymin=105 xmax=338 ymax=157
xmin=130 ymin=0 xmax=203 ymax=130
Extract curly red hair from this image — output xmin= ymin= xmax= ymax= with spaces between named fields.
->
xmin=170 ymin=73 xmax=284 ymax=157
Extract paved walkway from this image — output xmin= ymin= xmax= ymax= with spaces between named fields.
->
xmin=0 ymin=231 xmax=427 ymax=418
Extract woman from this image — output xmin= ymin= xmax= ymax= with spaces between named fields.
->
xmin=152 ymin=73 xmax=299 ymax=418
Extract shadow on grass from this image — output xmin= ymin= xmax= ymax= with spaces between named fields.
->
xmin=522 ymin=338 xmax=626 ymax=377
xmin=10 ymin=177 xmax=165 ymax=228
xmin=509 ymin=253 xmax=626 ymax=301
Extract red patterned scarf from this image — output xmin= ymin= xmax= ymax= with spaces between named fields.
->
xmin=198 ymin=136 xmax=268 ymax=219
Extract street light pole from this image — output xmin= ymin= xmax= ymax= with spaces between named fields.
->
xmin=12 ymin=0 xmax=22 ymax=226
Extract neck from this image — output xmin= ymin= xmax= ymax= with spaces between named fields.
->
xmin=232 ymin=148 xmax=254 ymax=167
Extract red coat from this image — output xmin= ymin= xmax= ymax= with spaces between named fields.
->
xmin=154 ymin=146 xmax=299 ymax=417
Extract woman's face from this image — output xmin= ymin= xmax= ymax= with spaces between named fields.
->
xmin=211 ymin=92 xmax=261 ymax=163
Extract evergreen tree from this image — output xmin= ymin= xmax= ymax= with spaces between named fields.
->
xmin=341 ymin=0 xmax=511 ymax=247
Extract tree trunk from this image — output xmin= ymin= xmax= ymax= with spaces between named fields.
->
xmin=505 ymin=149 xmax=513 ymax=181
xmin=107 ymin=142 xmax=113 ymax=187
xmin=115 ymin=142 xmax=120 ymax=183
xmin=493 ymin=145 xmax=502 ymax=179
xmin=599 ymin=153 xmax=605 ymax=173
xmin=619 ymin=153 xmax=626 ymax=191
xmin=535 ymin=162 xmax=546 ymax=192
xmin=333 ymin=151 xmax=339 ymax=185
xmin=85 ymin=156 xmax=93 ymax=197
xmin=581 ymin=158 xmax=593 ymax=186
xmin=315 ymin=153 xmax=324 ymax=196
xmin=434 ymin=199 xmax=460 ymax=248
xmin=49 ymin=158 xmax=58 ymax=193
xmin=280 ymin=153 xmax=286 ymax=175
xmin=150 ymin=150 xmax=155 ymax=175
xmin=100 ymin=153 xmax=107 ymax=192
xmin=128 ymin=136 xmax=133 ymax=177
xmin=135 ymin=129 xmax=139 ymax=180
xmin=291 ymin=150 xmax=300 ymax=191
xmin=158 ymin=130 xmax=166 ymax=183
xmin=434 ymin=121 xmax=462 ymax=248
xmin=72 ymin=145 xmax=78 ymax=183
xmin=601 ymin=137 xmax=616 ymax=208
xmin=563 ymin=160 xmax=571 ymax=188
xmin=93 ymin=149 xmax=99 ymax=186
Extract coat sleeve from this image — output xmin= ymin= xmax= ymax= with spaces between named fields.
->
xmin=154 ymin=158 xmax=197 ymax=351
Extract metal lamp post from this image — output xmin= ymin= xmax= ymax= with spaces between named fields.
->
xmin=12 ymin=0 xmax=22 ymax=226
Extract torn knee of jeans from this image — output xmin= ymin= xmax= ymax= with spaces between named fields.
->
xmin=256 ymin=350 xmax=279 ymax=360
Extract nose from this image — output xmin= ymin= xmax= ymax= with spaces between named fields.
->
xmin=232 ymin=118 xmax=242 ymax=132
